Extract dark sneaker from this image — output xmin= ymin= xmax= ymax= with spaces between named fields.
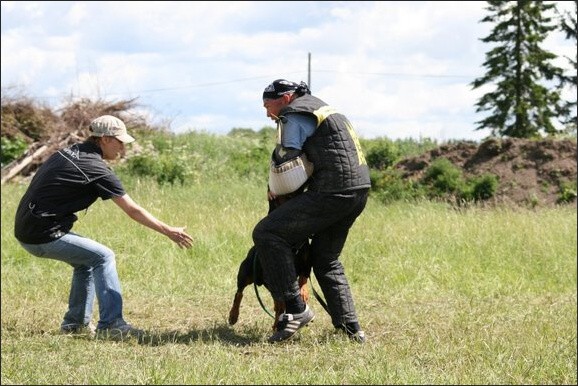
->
xmin=268 ymin=305 xmax=315 ymax=343
xmin=336 ymin=324 xmax=366 ymax=344
xmin=60 ymin=323 xmax=96 ymax=337
xmin=348 ymin=330 xmax=366 ymax=344
xmin=96 ymin=323 xmax=144 ymax=341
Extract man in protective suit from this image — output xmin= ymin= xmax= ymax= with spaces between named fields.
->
xmin=253 ymin=79 xmax=371 ymax=343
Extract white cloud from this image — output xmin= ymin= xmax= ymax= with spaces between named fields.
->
xmin=1 ymin=0 xmax=574 ymax=141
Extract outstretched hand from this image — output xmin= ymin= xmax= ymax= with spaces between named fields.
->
xmin=166 ymin=226 xmax=194 ymax=249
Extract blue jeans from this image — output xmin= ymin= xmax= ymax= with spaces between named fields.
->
xmin=19 ymin=232 xmax=126 ymax=330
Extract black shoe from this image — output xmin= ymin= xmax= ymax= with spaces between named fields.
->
xmin=348 ymin=330 xmax=366 ymax=344
xmin=60 ymin=323 xmax=96 ymax=337
xmin=336 ymin=325 xmax=367 ymax=344
xmin=268 ymin=305 xmax=315 ymax=343
xmin=96 ymin=322 xmax=144 ymax=341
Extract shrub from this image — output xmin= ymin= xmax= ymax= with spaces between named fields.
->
xmin=1 ymin=136 xmax=28 ymax=166
xmin=228 ymin=134 xmax=271 ymax=178
xmin=395 ymin=137 xmax=439 ymax=157
xmin=364 ymin=138 xmax=400 ymax=170
xmin=361 ymin=137 xmax=440 ymax=171
xmin=422 ymin=158 xmax=464 ymax=196
xmin=557 ymin=180 xmax=577 ymax=204
xmin=121 ymin=143 xmax=197 ymax=186
xmin=370 ymin=169 xmax=427 ymax=204
xmin=155 ymin=155 xmax=194 ymax=185
xmin=460 ymin=173 xmax=499 ymax=202
xmin=124 ymin=154 xmax=158 ymax=177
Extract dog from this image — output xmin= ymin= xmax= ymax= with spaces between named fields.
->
xmin=228 ymin=189 xmax=312 ymax=330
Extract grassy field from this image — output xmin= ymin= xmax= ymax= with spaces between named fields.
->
xmin=1 ymin=177 xmax=576 ymax=385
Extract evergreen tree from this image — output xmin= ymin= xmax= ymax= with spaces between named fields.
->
xmin=471 ymin=0 xmax=565 ymax=138
xmin=557 ymin=0 xmax=577 ymax=133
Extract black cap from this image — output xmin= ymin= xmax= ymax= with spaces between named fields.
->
xmin=262 ymin=79 xmax=310 ymax=100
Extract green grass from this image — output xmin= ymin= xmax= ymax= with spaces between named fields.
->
xmin=1 ymin=178 xmax=576 ymax=385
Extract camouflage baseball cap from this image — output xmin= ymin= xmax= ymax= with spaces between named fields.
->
xmin=89 ymin=115 xmax=135 ymax=144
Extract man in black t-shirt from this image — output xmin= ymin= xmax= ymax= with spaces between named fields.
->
xmin=14 ymin=115 xmax=194 ymax=340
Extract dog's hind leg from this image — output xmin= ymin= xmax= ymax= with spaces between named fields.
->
xmin=295 ymin=239 xmax=312 ymax=305
xmin=272 ymin=299 xmax=286 ymax=330
xmin=298 ymin=275 xmax=310 ymax=304
xmin=228 ymin=246 xmax=258 ymax=326
xmin=228 ymin=291 xmax=244 ymax=325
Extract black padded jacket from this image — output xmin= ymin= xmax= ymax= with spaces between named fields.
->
xmin=279 ymin=94 xmax=371 ymax=193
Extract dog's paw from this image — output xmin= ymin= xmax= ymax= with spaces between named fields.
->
xmin=228 ymin=311 xmax=239 ymax=325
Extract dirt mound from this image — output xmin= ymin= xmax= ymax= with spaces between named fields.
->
xmin=395 ymin=137 xmax=577 ymax=207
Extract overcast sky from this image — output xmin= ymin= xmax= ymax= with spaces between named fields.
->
xmin=1 ymin=1 xmax=575 ymax=142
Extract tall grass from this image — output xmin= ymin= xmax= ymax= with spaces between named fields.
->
xmin=1 ymin=174 xmax=576 ymax=384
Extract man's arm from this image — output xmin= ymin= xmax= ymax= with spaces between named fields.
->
xmin=112 ymin=194 xmax=193 ymax=249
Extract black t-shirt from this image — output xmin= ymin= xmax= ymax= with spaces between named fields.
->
xmin=14 ymin=141 xmax=126 ymax=244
